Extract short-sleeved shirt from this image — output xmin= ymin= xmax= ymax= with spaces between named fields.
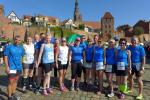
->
xmin=70 ymin=45 xmax=84 ymax=62
xmin=4 ymin=44 xmax=24 ymax=70
xmin=93 ymin=46 xmax=104 ymax=62
xmin=85 ymin=46 xmax=94 ymax=62
xmin=128 ymin=45 xmax=145 ymax=63
xmin=35 ymin=40 xmax=45 ymax=50
xmin=80 ymin=42 xmax=87 ymax=50
xmin=116 ymin=49 xmax=128 ymax=66
xmin=106 ymin=48 xmax=116 ymax=65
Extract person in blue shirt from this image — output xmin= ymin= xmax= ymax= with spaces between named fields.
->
xmin=68 ymin=37 xmax=85 ymax=91
xmin=34 ymin=33 xmax=46 ymax=94
xmin=104 ymin=39 xmax=116 ymax=97
xmin=115 ymin=38 xmax=131 ymax=99
xmin=80 ymin=35 xmax=87 ymax=85
xmin=4 ymin=35 xmax=24 ymax=100
xmin=127 ymin=37 xmax=146 ymax=100
xmin=37 ymin=34 xmax=54 ymax=96
xmin=93 ymin=38 xmax=104 ymax=95
xmin=84 ymin=37 xmax=94 ymax=86
xmin=92 ymin=34 xmax=99 ymax=85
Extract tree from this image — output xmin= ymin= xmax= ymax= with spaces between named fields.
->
xmin=78 ymin=24 xmax=85 ymax=30
xmin=134 ymin=26 xmax=144 ymax=35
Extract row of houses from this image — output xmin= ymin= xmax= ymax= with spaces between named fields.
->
xmin=7 ymin=11 xmax=59 ymax=27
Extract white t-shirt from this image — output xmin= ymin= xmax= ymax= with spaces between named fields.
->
xmin=58 ymin=46 xmax=69 ymax=64
xmin=23 ymin=43 xmax=35 ymax=64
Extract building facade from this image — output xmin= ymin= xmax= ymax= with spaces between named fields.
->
xmin=134 ymin=20 xmax=150 ymax=34
xmin=101 ymin=12 xmax=114 ymax=35
xmin=7 ymin=11 xmax=21 ymax=24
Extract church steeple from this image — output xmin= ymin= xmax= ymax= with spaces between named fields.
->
xmin=74 ymin=0 xmax=82 ymax=24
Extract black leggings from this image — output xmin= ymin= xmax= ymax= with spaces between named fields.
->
xmin=71 ymin=62 xmax=83 ymax=79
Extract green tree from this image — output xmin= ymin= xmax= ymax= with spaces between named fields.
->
xmin=134 ymin=27 xmax=144 ymax=35
xmin=78 ymin=24 xmax=85 ymax=30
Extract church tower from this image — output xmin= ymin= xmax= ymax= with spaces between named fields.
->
xmin=0 ymin=4 xmax=4 ymax=16
xmin=74 ymin=0 xmax=82 ymax=25
xmin=101 ymin=12 xmax=114 ymax=35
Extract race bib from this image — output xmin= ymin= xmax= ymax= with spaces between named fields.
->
xmin=117 ymin=62 xmax=125 ymax=70
xmin=48 ymin=53 xmax=54 ymax=61
xmin=133 ymin=63 xmax=141 ymax=71
xmin=9 ymin=70 xmax=17 ymax=74
xmin=0 ymin=48 xmax=2 ymax=51
xmin=81 ymin=59 xmax=83 ymax=64
xmin=96 ymin=62 xmax=104 ymax=70
xmin=85 ymin=62 xmax=92 ymax=68
xmin=61 ymin=58 xmax=67 ymax=65
xmin=27 ymin=55 xmax=34 ymax=62
xmin=106 ymin=65 xmax=112 ymax=72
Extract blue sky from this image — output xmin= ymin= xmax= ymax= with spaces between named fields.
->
xmin=0 ymin=0 xmax=150 ymax=27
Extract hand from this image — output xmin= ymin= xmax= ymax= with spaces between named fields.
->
xmin=139 ymin=70 xmax=144 ymax=75
xmin=5 ymin=67 xmax=10 ymax=74
xmin=35 ymin=62 xmax=39 ymax=68
xmin=67 ymin=61 xmax=71 ymax=67
xmin=55 ymin=62 xmax=58 ymax=69
xmin=128 ymin=67 xmax=132 ymax=75
xmin=140 ymin=67 xmax=144 ymax=71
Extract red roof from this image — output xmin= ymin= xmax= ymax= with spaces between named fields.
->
xmin=23 ymin=15 xmax=33 ymax=20
xmin=102 ymin=12 xmax=113 ymax=19
xmin=83 ymin=21 xmax=101 ymax=29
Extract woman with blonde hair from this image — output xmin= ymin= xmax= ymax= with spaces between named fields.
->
xmin=93 ymin=38 xmax=104 ymax=94
xmin=22 ymin=36 xmax=35 ymax=92
xmin=37 ymin=34 xmax=54 ymax=96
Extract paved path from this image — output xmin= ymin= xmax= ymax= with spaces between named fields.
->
xmin=0 ymin=59 xmax=150 ymax=100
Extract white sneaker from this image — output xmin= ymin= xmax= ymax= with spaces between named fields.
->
xmin=70 ymin=86 xmax=74 ymax=91
xmin=108 ymin=92 xmax=114 ymax=98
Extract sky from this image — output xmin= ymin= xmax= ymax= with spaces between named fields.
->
xmin=0 ymin=0 xmax=150 ymax=28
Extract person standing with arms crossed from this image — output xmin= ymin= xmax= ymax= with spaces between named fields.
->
xmin=4 ymin=35 xmax=24 ymax=100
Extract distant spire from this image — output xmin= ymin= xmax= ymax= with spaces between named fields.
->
xmin=74 ymin=0 xmax=82 ymax=23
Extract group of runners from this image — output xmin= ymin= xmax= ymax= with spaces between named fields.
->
xmin=3 ymin=33 xmax=146 ymax=100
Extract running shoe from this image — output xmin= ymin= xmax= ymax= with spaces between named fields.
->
xmin=34 ymin=88 xmax=40 ymax=94
xmin=43 ymin=89 xmax=48 ymax=96
xmin=108 ymin=92 xmax=115 ymax=98
xmin=8 ymin=96 xmax=13 ymax=100
xmin=46 ymin=88 xmax=53 ymax=94
xmin=123 ymin=89 xmax=133 ymax=94
xmin=118 ymin=93 xmax=125 ymax=99
xmin=136 ymin=95 xmax=143 ymax=100
xmin=70 ymin=86 xmax=75 ymax=91
xmin=12 ymin=94 xmax=20 ymax=100
xmin=22 ymin=86 xmax=27 ymax=93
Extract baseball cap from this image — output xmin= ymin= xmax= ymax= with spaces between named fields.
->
xmin=76 ymin=37 xmax=80 ymax=41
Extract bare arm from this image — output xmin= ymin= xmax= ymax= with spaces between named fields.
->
xmin=37 ymin=44 xmax=44 ymax=67
xmin=68 ymin=50 xmax=72 ymax=64
xmin=141 ymin=56 xmax=146 ymax=70
xmin=103 ymin=48 xmax=106 ymax=65
xmin=4 ymin=56 xmax=9 ymax=74
xmin=127 ymin=50 xmax=131 ymax=69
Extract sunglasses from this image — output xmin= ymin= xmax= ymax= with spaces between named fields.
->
xmin=62 ymin=41 xmax=66 ymax=42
